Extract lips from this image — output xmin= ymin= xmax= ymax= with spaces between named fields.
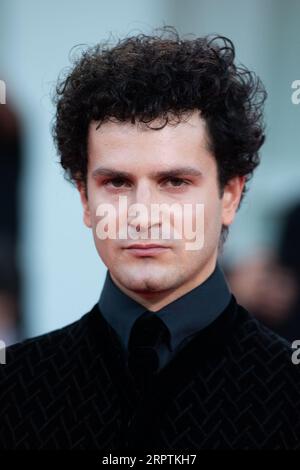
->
xmin=125 ymin=244 xmax=170 ymax=256
xmin=127 ymin=244 xmax=168 ymax=249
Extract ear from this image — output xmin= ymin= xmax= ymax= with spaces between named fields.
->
xmin=221 ymin=176 xmax=246 ymax=227
xmin=76 ymin=181 xmax=92 ymax=228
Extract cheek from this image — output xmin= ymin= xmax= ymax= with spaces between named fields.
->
xmin=203 ymin=197 xmax=223 ymax=238
xmin=93 ymin=237 xmax=117 ymax=268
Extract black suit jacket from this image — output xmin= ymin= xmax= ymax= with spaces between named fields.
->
xmin=1 ymin=294 xmax=300 ymax=449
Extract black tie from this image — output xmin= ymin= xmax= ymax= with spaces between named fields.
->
xmin=127 ymin=312 xmax=170 ymax=391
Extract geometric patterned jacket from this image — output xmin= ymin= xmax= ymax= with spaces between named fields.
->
xmin=1 ymin=294 xmax=300 ymax=449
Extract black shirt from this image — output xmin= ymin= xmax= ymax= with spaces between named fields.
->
xmin=98 ymin=261 xmax=231 ymax=371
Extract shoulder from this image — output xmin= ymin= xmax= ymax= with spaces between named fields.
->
xmin=0 ymin=303 xmax=113 ymax=448
xmin=234 ymin=303 xmax=297 ymax=367
xmin=0 ymin=304 xmax=99 ymax=388
xmin=208 ymin=300 xmax=300 ymax=447
xmin=227 ymin=303 xmax=300 ymax=441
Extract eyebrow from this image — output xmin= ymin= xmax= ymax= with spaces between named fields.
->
xmin=91 ymin=166 xmax=202 ymax=179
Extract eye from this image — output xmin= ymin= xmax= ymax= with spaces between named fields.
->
xmin=163 ymin=177 xmax=190 ymax=188
xmin=103 ymin=177 xmax=131 ymax=188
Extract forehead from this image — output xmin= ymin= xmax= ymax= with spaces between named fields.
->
xmin=87 ymin=110 xmax=213 ymax=170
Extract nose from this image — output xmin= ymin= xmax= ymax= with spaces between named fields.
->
xmin=128 ymin=181 xmax=160 ymax=236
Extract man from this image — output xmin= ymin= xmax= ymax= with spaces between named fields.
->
xmin=1 ymin=26 xmax=300 ymax=450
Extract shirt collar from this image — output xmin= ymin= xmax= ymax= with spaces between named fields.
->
xmin=98 ymin=262 xmax=231 ymax=352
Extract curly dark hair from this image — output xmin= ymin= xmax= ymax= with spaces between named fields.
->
xmin=52 ymin=25 xmax=267 ymax=244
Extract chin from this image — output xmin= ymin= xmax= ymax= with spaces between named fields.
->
xmin=121 ymin=271 xmax=168 ymax=291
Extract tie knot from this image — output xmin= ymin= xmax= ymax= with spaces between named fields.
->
xmin=127 ymin=313 xmax=170 ymax=388
xmin=129 ymin=313 xmax=169 ymax=349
